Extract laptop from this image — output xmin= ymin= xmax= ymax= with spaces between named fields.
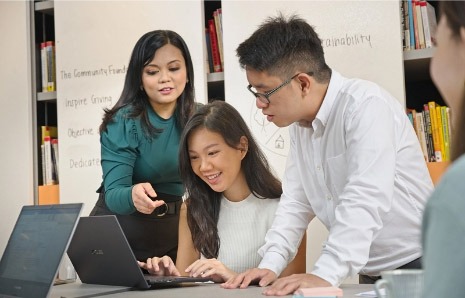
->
xmin=0 ymin=203 xmax=83 ymax=298
xmin=67 ymin=215 xmax=211 ymax=289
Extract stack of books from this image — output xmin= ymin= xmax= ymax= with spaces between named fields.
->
xmin=40 ymin=41 xmax=56 ymax=92
xmin=400 ymin=0 xmax=437 ymax=51
xmin=41 ymin=126 xmax=59 ymax=185
xmin=205 ymin=8 xmax=223 ymax=73
xmin=407 ymin=101 xmax=451 ymax=163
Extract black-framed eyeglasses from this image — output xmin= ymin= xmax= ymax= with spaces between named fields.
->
xmin=247 ymin=71 xmax=313 ymax=104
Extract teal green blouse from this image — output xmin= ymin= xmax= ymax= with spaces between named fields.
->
xmin=101 ymin=106 xmax=183 ymax=214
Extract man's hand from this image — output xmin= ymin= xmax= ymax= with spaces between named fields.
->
xmin=221 ymin=268 xmax=277 ymax=289
xmin=138 ymin=256 xmax=180 ymax=276
xmin=262 ymin=273 xmax=331 ymax=296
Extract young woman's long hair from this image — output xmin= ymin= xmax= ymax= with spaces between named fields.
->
xmin=178 ymin=101 xmax=282 ymax=258
xmin=99 ymin=30 xmax=195 ymax=136
xmin=440 ymin=1 xmax=465 ymax=161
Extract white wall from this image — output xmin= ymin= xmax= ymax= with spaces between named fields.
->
xmin=0 ymin=0 xmax=35 ymax=255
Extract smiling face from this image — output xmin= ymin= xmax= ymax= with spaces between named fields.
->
xmin=141 ymin=43 xmax=188 ymax=118
xmin=187 ymin=128 xmax=249 ymax=201
xmin=430 ymin=15 xmax=465 ymax=118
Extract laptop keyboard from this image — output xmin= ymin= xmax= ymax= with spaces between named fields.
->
xmin=145 ymin=275 xmax=212 ymax=284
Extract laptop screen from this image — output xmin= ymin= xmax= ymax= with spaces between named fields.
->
xmin=0 ymin=203 xmax=82 ymax=298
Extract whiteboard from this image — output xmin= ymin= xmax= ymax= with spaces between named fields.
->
xmin=222 ymin=1 xmax=404 ymax=281
xmin=55 ymin=1 xmax=207 ymax=216
xmin=223 ymin=0 xmax=404 ymax=176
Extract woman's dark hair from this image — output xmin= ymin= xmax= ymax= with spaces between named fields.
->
xmin=236 ymin=13 xmax=331 ymax=83
xmin=99 ymin=30 xmax=195 ymax=136
xmin=439 ymin=1 xmax=465 ymax=161
xmin=179 ymin=100 xmax=282 ymax=258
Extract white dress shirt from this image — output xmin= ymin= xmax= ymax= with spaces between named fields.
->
xmin=258 ymin=70 xmax=433 ymax=286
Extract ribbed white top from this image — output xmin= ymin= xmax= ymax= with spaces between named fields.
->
xmin=215 ymin=193 xmax=279 ymax=273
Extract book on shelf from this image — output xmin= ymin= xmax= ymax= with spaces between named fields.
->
xmin=440 ymin=106 xmax=450 ymax=161
xmin=208 ymin=19 xmax=222 ymax=72
xmin=402 ymin=0 xmax=436 ymax=51
xmin=415 ymin=112 xmax=428 ymax=162
xmin=51 ymin=138 xmax=59 ymax=183
xmin=415 ymin=0 xmax=426 ymax=49
xmin=421 ymin=0 xmax=437 ymax=48
xmin=422 ymin=104 xmax=435 ymax=162
xmin=213 ymin=8 xmax=224 ymax=71
xmin=407 ymin=0 xmax=415 ymax=49
xmin=46 ymin=41 xmax=56 ymax=91
xmin=41 ymin=125 xmax=57 ymax=144
xmin=43 ymin=136 xmax=54 ymax=185
xmin=40 ymin=42 xmax=48 ymax=92
xmin=42 ymin=136 xmax=59 ymax=185
xmin=427 ymin=101 xmax=442 ymax=161
xmin=41 ymin=41 xmax=56 ymax=92
xmin=401 ymin=1 xmax=410 ymax=50
xmin=408 ymin=102 xmax=451 ymax=163
xmin=41 ymin=144 xmax=46 ymax=186
xmin=446 ymin=107 xmax=452 ymax=159
xmin=435 ymin=105 xmax=445 ymax=161
xmin=411 ymin=0 xmax=420 ymax=50
xmin=205 ymin=28 xmax=214 ymax=74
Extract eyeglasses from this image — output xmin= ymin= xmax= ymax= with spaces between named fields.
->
xmin=247 ymin=72 xmax=313 ymax=104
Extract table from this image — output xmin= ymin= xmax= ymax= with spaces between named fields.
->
xmin=50 ymin=282 xmax=374 ymax=298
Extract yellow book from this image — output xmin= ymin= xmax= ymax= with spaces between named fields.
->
xmin=435 ymin=106 xmax=445 ymax=161
xmin=41 ymin=126 xmax=58 ymax=145
xmin=428 ymin=101 xmax=442 ymax=162
xmin=446 ymin=107 xmax=452 ymax=157
xmin=441 ymin=106 xmax=450 ymax=161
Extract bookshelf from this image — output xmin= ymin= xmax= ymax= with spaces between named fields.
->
xmin=30 ymin=0 xmax=59 ymax=204
xmin=402 ymin=0 xmax=448 ymax=180
xmin=204 ymin=0 xmax=225 ymax=101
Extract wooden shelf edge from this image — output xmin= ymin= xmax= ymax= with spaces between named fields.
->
xmin=38 ymin=184 xmax=60 ymax=205
xmin=427 ymin=161 xmax=450 ymax=186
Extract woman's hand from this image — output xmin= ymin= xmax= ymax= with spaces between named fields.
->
xmin=138 ymin=256 xmax=180 ymax=276
xmin=132 ymin=182 xmax=165 ymax=214
xmin=185 ymin=258 xmax=236 ymax=283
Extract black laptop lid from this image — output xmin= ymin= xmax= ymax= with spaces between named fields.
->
xmin=0 ymin=203 xmax=83 ymax=298
xmin=68 ymin=216 xmax=211 ymax=290
xmin=67 ymin=215 xmax=151 ymax=289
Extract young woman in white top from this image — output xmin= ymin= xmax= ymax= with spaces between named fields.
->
xmin=139 ymin=100 xmax=306 ymax=282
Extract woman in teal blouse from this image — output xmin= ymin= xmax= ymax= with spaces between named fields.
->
xmin=90 ymin=30 xmax=196 ymax=263
xmin=422 ymin=2 xmax=465 ymax=297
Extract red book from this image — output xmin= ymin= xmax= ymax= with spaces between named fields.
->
xmin=412 ymin=0 xmax=420 ymax=49
xmin=208 ymin=19 xmax=222 ymax=72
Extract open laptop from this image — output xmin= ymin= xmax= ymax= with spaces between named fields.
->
xmin=67 ymin=215 xmax=211 ymax=289
xmin=0 ymin=203 xmax=83 ymax=298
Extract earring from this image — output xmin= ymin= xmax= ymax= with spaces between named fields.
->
xmin=140 ymin=86 xmax=144 ymax=91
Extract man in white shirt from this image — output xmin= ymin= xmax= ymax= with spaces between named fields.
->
xmin=222 ymin=14 xmax=433 ymax=295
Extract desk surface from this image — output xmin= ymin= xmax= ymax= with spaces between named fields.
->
xmin=50 ymin=282 xmax=374 ymax=298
